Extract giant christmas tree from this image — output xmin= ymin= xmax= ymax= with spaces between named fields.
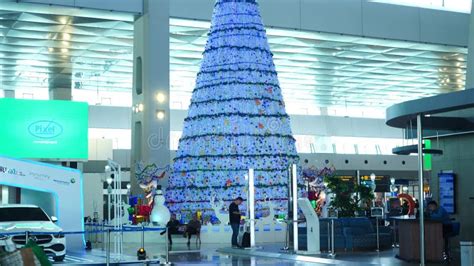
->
xmin=165 ymin=0 xmax=299 ymax=222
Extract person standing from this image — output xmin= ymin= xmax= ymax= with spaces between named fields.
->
xmin=229 ymin=197 xmax=243 ymax=248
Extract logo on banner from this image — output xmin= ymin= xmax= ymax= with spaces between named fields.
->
xmin=28 ymin=121 xmax=63 ymax=139
xmin=0 ymin=166 xmax=25 ymax=176
xmin=29 ymin=172 xmax=50 ymax=181
xmin=53 ymin=179 xmax=70 ymax=186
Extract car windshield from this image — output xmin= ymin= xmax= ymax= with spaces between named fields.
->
xmin=0 ymin=207 xmax=50 ymax=222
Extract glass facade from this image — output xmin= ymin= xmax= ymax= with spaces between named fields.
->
xmin=370 ymin=0 xmax=472 ymax=13
xmin=88 ymin=128 xmax=131 ymax=150
xmin=170 ymin=130 xmax=404 ymax=155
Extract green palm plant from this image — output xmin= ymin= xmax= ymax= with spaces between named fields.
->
xmin=324 ymin=174 xmax=375 ymax=217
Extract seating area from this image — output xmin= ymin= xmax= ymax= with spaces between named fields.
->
xmin=298 ymin=217 xmax=392 ymax=251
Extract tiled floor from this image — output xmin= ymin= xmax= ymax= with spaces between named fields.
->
xmin=62 ymin=242 xmax=459 ymax=265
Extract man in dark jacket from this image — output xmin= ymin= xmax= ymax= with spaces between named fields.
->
xmin=166 ymin=214 xmax=181 ymax=246
xmin=229 ymin=197 xmax=243 ymax=248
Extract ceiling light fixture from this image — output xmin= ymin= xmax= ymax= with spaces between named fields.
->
xmin=156 ymin=92 xmax=166 ymax=103
xmin=156 ymin=110 xmax=166 ymax=120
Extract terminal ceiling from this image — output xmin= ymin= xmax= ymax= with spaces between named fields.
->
xmin=0 ymin=5 xmax=467 ymax=110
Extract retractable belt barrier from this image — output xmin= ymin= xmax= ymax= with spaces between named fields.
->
xmin=0 ymin=226 xmax=166 ymax=236
xmin=1 ymin=225 xmax=169 ymax=265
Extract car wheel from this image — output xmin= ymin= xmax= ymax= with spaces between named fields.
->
xmin=53 ymin=255 xmax=65 ymax=262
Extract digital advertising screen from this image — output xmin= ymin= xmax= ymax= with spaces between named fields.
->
xmin=0 ymin=98 xmax=88 ymax=160
xmin=438 ymin=172 xmax=455 ymax=214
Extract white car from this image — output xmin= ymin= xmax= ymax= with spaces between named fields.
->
xmin=0 ymin=204 xmax=66 ymax=262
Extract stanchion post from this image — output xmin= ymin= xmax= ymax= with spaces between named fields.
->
xmin=392 ymin=219 xmax=396 ymax=247
xmin=329 ymin=219 xmax=336 ymax=258
xmin=141 ymin=225 xmax=145 ymax=249
xmin=165 ymin=229 xmax=170 ymax=264
xmin=106 ymin=229 xmax=111 ymax=266
xmin=102 ymin=221 xmax=105 ymax=251
xmin=376 ymin=217 xmax=380 ymax=252
xmin=25 ymin=231 xmax=29 ymax=244
xmin=93 ymin=223 xmax=97 ymax=243
xmin=327 ymin=223 xmax=331 ymax=253
xmin=417 ymin=114 xmax=425 ymax=266
xmin=94 ymin=221 xmax=100 ymax=243
xmin=84 ymin=223 xmax=88 ymax=243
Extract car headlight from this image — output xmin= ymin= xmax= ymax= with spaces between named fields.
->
xmin=0 ymin=235 xmax=8 ymax=241
xmin=53 ymin=232 xmax=65 ymax=239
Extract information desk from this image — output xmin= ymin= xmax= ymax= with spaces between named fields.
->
xmin=396 ymin=217 xmax=444 ymax=262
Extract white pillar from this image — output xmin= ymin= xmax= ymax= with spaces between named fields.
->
xmin=292 ymin=164 xmax=299 ymax=252
xmin=1 ymin=186 xmax=9 ymax=204
xmin=131 ymin=0 xmax=170 ymax=194
xmin=248 ymin=168 xmax=255 ymax=248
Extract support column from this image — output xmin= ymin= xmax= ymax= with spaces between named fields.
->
xmin=4 ymin=90 xmax=15 ymax=98
xmin=466 ymin=0 xmax=474 ymax=88
xmin=48 ymin=56 xmax=72 ymax=101
xmin=417 ymin=115 xmax=425 ymax=266
xmin=1 ymin=186 xmax=8 ymax=204
xmin=49 ymin=87 xmax=72 ymax=101
xmin=131 ymin=0 xmax=170 ymax=195
xmin=2 ymin=90 xmax=17 ymax=203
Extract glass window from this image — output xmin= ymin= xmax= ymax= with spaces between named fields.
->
xmin=73 ymin=89 xmax=132 ymax=107
xmin=0 ymin=207 xmax=50 ymax=222
xmin=170 ymin=131 xmax=182 ymax=150
xmin=88 ymin=128 xmax=131 ymax=149
xmin=369 ymin=0 xmax=471 ymax=13
xmin=15 ymin=88 xmax=49 ymax=100
xmin=444 ymin=0 xmax=472 ymax=12
xmin=327 ymin=106 xmax=386 ymax=119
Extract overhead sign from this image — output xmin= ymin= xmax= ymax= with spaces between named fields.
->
xmin=0 ymin=98 xmax=88 ymax=160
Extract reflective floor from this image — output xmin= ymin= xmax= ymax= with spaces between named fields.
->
xmin=61 ymin=242 xmax=459 ymax=265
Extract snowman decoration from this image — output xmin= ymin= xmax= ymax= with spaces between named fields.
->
xmin=150 ymin=190 xmax=170 ymax=226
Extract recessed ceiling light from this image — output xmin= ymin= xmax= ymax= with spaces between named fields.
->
xmin=59 ymin=17 xmax=68 ymax=25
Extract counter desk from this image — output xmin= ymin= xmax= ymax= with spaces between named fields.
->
xmin=392 ymin=216 xmax=444 ymax=262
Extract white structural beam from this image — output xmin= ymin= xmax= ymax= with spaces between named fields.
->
xmin=292 ymin=164 xmax=299 ymax=252
xmin=248 ymin=168 xmax=256 ymax=248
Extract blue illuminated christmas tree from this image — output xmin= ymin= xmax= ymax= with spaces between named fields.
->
xmin=165 ymin=0 xmax=299 ymax=222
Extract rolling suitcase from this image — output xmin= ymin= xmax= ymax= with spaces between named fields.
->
xmin=241 ymin=232 xmax=250 ymax=248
